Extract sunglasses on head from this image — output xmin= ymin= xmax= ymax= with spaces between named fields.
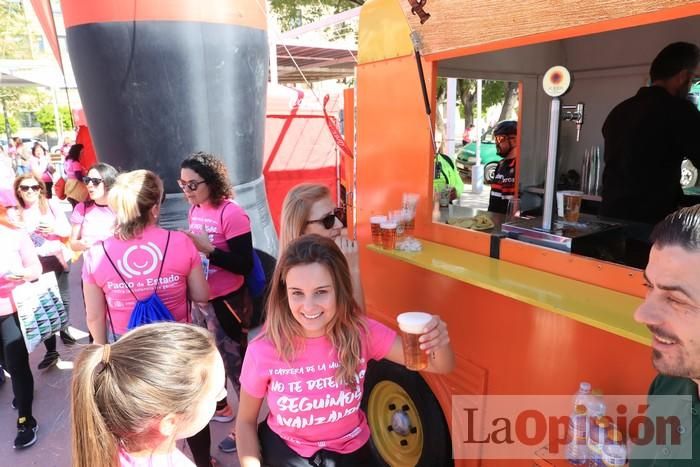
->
xmin=19 ymin=184 xmax=41 ymax=193
xmin=306 ymin=208 xmax=344 ymax=230
xmin=177 ymin=179 xmax=206 ymax=192
xmin=83 ymin=176 xmax=103 ymax=186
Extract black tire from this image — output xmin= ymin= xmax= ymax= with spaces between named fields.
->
xmin=484 ymin=162 xmax=499 ymax=184
xmin=362 ymin=359 xmax=453 ymax=467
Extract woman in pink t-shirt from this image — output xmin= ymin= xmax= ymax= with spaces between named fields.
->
xmin=0 ymin=204 xmax=42 ymax=449
xmin=236 ymin=236 xmax=455 ymax=466
xmin=63 ymin=144 xmax=89 ymax=207
xmin=70 ymin=163 xmax=118 ymax=253
xmin=180 ymin=152 xmax=254 ymax=455
xmin=280 ymin=183 xmax=365 ymax=310
xmin=71 ymin=323 xmax=227 ymax=467
xmin=82 ymin=170 xmax=209 ymax=343
xmin=11 ymin=173 xmax=74 ymax=370
xmin=29 ymin=143 xmax=55 ymax=199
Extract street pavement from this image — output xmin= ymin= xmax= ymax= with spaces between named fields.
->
xmin=0 ymin=202 xmax=241 ymax=467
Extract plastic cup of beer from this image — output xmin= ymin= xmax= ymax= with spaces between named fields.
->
xmin=370 ymin=215 xmax=387 ymax=246
xmin=563 ymin=191 xmax=583 ymax=222
xmin=397 ymin=312 xmax=433 ymax=370
xmin=380 ymin=221 xmax=397 ymax=250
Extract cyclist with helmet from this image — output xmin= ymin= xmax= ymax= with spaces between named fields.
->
xmin=488 ymin=120 xmax=518 ymax=214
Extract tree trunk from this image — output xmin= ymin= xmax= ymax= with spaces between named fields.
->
xmin=497 ymin=82 xmax=519 ymax=122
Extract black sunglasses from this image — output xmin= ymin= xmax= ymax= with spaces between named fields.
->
xmin=177 ymin=179 xmax=206 ymax=192
xmin=83 ymin=176 xmax=104 ymax=186
xmin=19 ymin=185 xmax=41 ymax=193
xmin=306 ymin=208 xmax=344 ymax=230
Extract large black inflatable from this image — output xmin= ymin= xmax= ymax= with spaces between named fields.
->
xmin=60 ymin=0 xmax=277 ymax=256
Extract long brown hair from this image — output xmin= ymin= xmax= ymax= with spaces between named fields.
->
xmin=263 ymin=234 xmax=366 ymax=387
xmin=279 ymin=183 xmax=331 ymax=252
xmin=71 ymin=323 xmax=217 ymax=467
xmin=13 ymin=173 xmax=49 ymax=215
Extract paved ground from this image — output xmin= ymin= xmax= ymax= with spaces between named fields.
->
xmin=0 ymin=202 xmax=241 ymax=467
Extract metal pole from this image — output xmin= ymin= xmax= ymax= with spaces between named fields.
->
xmin=1 ymin=98 xmax=11 ymax=145
xmin=542 ymin=97 xmax=561 ymax=231
xmin=52 ymin=87 xmax=63 ymax=144
xmin=446 ymin=78 xmax=456 ymax=157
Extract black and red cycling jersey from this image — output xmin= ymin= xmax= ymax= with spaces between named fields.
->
xmin=488 ymin=158 xmax=517 ymax=214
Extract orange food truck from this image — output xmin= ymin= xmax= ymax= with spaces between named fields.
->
xmin=349 ymin=1 xmax=700 ymax=466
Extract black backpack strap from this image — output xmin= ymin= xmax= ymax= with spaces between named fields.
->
xmin=152 ymin=231 xmax=171 ymax=294
xmin=101 ymin=241 xmax=139 ymax=301
xmin=99 ymin=241 xmax=121 ymax=339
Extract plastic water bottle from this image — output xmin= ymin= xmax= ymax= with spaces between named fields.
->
xmin=574 ymin=382 xmax=592 ymax=408
xmin=601 ymin=429 xmax=627 ymax=466
xmin=587 ymin=416 xmax=611 ymax=466
xmin=567 ymin=404 xmax=588 ymax=464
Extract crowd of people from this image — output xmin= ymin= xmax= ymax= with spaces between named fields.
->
xmin=0 ymin=148 xmax=455 ymax=466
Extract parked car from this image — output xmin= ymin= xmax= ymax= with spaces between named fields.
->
xmin=455 ymin=128 xmax=501 ymax=184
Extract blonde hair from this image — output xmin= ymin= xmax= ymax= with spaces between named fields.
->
xmin=263 ymin=234 xmax=365 ymax=388
xmin=71 ymin=323 xmax=217 ymax=467
xmin=279 ymin=183 xmax=331 ymax=252
xmin=108 ymin=170 xmax=163 ymax=240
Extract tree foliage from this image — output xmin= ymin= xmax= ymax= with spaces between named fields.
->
xmin=0 ymin=113 xmax=18 ymax=135
xmin=0 ymin=0 xmax=42 ymax=59
xmin=36 ymin=104 xmax=71 ymax=133
xmin=269 ymin=0 xmax=364 ymax=32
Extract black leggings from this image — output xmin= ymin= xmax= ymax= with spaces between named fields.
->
xmin=186 ymin=424 xmax=211 ymax=467
xmin=40 ymin=256 xmax=70 ymax=353
xmin=258 ymin=420 xmax=375 ymax=467
xmin=0 ymin=313 xmax=34 ymax=419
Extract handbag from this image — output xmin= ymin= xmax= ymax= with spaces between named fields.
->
xmin=12 ymin=272 xmax=68 ymax=353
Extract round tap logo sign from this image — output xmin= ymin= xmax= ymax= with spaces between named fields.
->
xmin=117 ymin=242 xmax=164 ymax=279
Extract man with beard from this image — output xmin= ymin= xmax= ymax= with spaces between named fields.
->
xmin=632 ymin=205 xmax=700 ymax=465
xmin=487 ymin=120 xmax=518 ymax=214
xmin=601 ymin=42 xmax=700 ymax=267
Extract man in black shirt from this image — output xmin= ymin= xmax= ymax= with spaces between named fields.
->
xmin=488 ymin=120 xmax=518 ymax=214
xmin=602 ymin=42 xmax=700 ymax=223
xmin=601 ymin=42 xmax=700 ymax=267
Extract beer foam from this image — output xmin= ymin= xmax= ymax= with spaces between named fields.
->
xmin=380 ymin=221 xmax=397 ymax=229
xmin=397 ymin=311 xmax=432 ymax=334
xmin=370 ymin=215 xmax=388 ymax=223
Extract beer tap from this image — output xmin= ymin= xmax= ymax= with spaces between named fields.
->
xmin=562 ymin=103 xmax=584 ymax=142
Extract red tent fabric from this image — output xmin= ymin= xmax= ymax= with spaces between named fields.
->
xmin=263 ymin=85 xmax=343 ymax=233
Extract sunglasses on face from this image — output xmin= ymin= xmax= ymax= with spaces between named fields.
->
xmin=306 ymin=208 xmax=344 ymax=229
xmin=177 ymin=179 xmax=206 ymax=192
xmin=495 ymin=135 xmax=517 ymax=144
xmin=83 ymin=177 xmax=104 ymax=186
xmin=19 ymin=185 xmax=41 ymax=193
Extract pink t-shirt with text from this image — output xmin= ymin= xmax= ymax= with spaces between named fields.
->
xmin=82 ymin=226 xmax=199 ymax=335
xmin=188 ymin=200 xmax=251 ymax=299
xmin=70 ymin=202 xmax=116 ymax=247
xmin=0 ymin=226 xmax=37 ymax=316
xmin=240 ymin=318 xmax=397 ymax=457
xmin=119 ymin=448 xmax=194 ymax=467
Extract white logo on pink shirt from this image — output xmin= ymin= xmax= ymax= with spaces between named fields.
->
xmin=117 ymin=242 xmax=163 ymax=279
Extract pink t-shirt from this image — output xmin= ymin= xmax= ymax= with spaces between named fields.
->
xmin=119 ymin=448 xmax=194 ymax=467
xmin=64 ymin=159 xmax=84 ymax=180
xmin=82 ymin=226 xmax=199 ymax=335
xmin=9 ymin=200 xmax=71 ymax=261
xmin=70 ymin=202 xmax=116 ymax=247
xmin=240 ymin=318 xmax=397 ymax=457
xmin=188 ymin=200 xmax=251 ymax=299
xmin=30 ymin=155 xmax=52 ymax=182
xmin=0 ymin=225 xmax=37 ymax=316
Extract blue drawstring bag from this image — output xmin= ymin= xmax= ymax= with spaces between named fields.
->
xmin=246 ymin=250 xmax=266 ymax=298
xmin=102 ymin=232 xmax=175 ymax=331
